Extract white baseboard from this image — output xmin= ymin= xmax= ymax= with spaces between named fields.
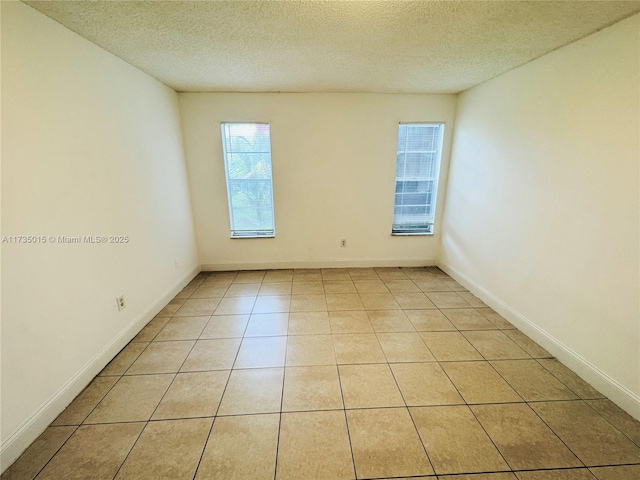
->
xmin=0 ymin=265 xmax=200 ymax=473
xmin=437 ymin=261 xmax=640 ymax=421
xmin=201 ymin=257 xmax=437 ymax=271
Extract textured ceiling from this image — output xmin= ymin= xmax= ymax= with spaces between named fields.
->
xmin=23 ymin=0 xmax=640 ymax=94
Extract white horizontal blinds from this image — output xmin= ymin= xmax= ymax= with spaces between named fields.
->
xmin=221 ymin=123 xmax=275 ymax=237
xmin=393 ymin=123 xmax=444 ymax=234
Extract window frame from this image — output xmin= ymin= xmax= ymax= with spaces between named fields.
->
xmin=391 ymin=122 xmax=445 ymax=236
xmin=220 ymin=122 xmax=276 ymax=239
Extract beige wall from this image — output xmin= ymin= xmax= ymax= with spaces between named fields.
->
xmin=441 ymin=14 xmax=640 ymax=417
xmin=1 ymin=1 xmax=198 ymax=468
xmin=179 ymin=92 xmax=457 ymax=270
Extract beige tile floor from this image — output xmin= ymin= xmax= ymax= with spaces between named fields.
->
xmin=4 ymin=267 xmax=640 ymax=480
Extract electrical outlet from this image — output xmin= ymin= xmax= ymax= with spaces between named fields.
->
xmin=116 ymin=295 xmax=125 ymax=311
xmin=340 ymin=239 xmax=347 ymax=248
xmin=174 ymin=257 xmax=179 ymax=268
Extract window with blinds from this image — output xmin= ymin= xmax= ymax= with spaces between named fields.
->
xmin=221 ymin=123 xmax=275 ymax=238
xmin=392 ymin=123 xmax=444 ymax=235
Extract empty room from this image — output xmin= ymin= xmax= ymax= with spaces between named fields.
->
xmin=2 ymin=1 xmax=639 ymax=479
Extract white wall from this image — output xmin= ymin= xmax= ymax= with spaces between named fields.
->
xmin=441 ymin=14 xmax=640 ymax=417
xmin=1 ymin=1 xmax=199 ymax=469
xmin=179 ymin=93 xmax=456 ymax=270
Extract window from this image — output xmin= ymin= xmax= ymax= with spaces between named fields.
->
xmin=221 ymin=123 xmax=275 ymax=238
xmin=392 ymin=123 xmax=444 ymax=235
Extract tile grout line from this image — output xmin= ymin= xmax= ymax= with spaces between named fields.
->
xmin=438 ymin=357 xmax=516 ymax=474
xmin=24 ymin=424 xmax=81 ymax=480
xmin=335 ymin=359 xmax=359 ymax=479
xmin=518 ymin=401 xmax=586 ymax=469
xmin=143 ymin=335 xmax=202 ymax=421
xmin=581 ymin=399 xmax=640 ymax=450
xmin=109 ymin=419 xmax=150 ymax=479
xmin=386 ymin=355 xmax=438 ymax=477
xmin=532 ymin=356 xmax=607 ymax=401
xmin=108 ymin=322 xmax=205 ymax=479
xmin=271 ymin=275 xmax=286 ymax=480
xmin=191 ymin=295 xmax=248 ymax=480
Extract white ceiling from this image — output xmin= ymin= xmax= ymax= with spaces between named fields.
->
xmin=24 ymin=0 xmax=640 ymax=94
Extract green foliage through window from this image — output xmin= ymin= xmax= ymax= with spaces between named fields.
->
xmin=221 ymin=123 xmax=275 ymax=237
